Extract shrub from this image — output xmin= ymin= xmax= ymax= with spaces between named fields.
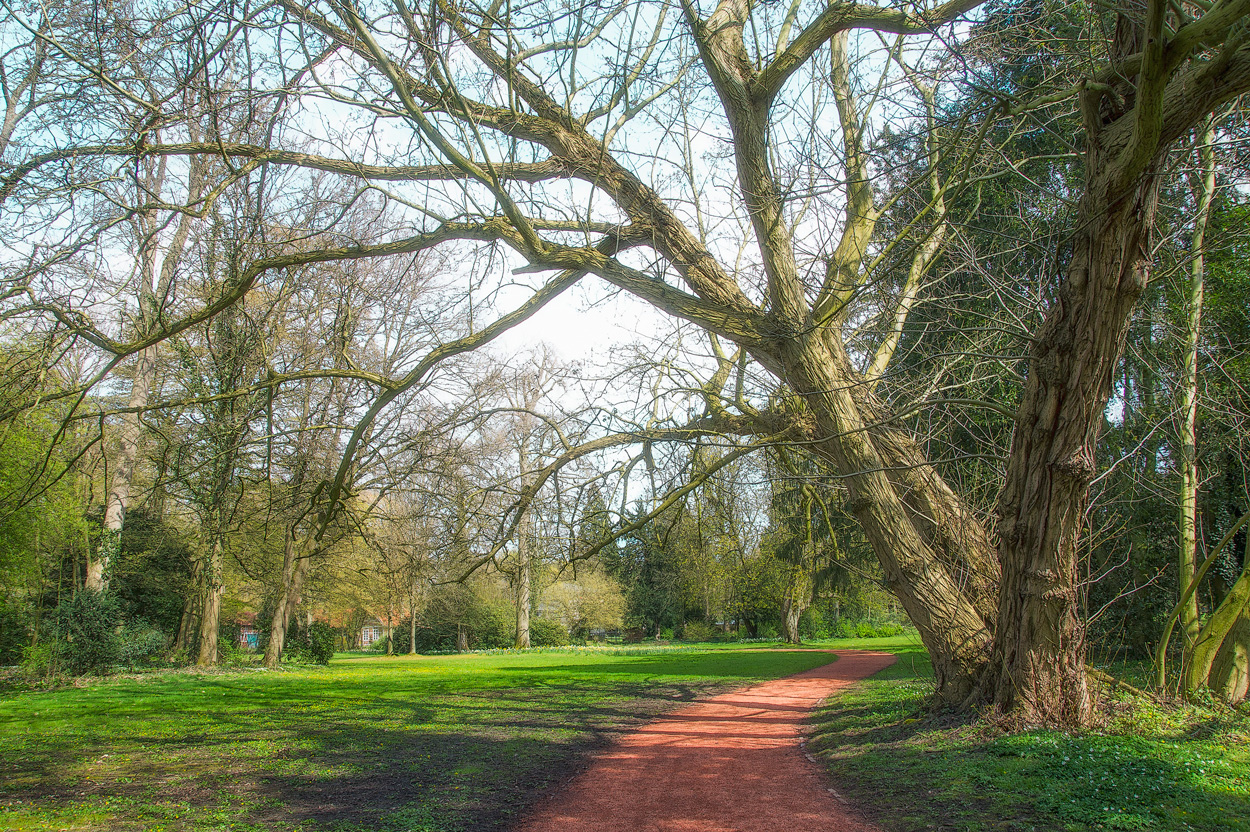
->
xmin=286 ymin=620 xmax=334 ymax=665
xmin=679 ymin=620 xmax=716 ymax=643
xmin=117 ymin=622 xmax=167 ymax=667
xmin=394 ymin=585 xmax=511 ymax=652
xmin=19 ymin=641 xmax=53 ymax=677
xmin=799 ymin=607 xmax=829 ymax=639
xmin=529 ymin=617 xmax=569 ymax=647
xmin=47 ymin=590 xmax=123 ymax=675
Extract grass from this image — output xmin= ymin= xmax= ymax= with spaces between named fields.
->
xmin=0 ymin=643 xmax=837 ymax=832
xmin=807 ymin=643 xmax=1250 ymax=831
xmin=7 ymin=635 xmax=1244 ymax=832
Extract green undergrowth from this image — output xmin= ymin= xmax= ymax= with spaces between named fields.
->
xmin=0 ymin=642 xmax=837 ymax=832
xmin=809 ymin=645 xmax=1250 ymax=831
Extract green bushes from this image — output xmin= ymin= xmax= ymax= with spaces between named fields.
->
xmin=286 ymin=621 xmax=335 ymax=665
xmin=830 ymin=619 xmax=908 ymax=639
xmin=528 ymin=618 xmax=569 ymax=647
xmin=678 ymin=620 xmax=718 ymax=642
xmin=0 ymin=599 xmax=29 ymax=665
xmin=392 ymin=585 xmax=511 ymax=653
xmin=22 ymin=590 xmax=167 ymax=676
xmin=45 ymin=590 xmax=122 ymax=675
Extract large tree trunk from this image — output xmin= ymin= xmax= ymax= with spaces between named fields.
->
xmin=263 ymin=534 xmax=312 ymax=668
xmin=991 ymin=135 xmax=1165 ymax=726
xmin=196 ymin=533 xmax=225 ymax=666
xmin=514 ymin=437 xmax=532 ymax=649
xmin=514 ymin=536 xmax=531 ymax=649
xmin=1211 ymin=611 xmax=1250 ymax=705
xmin=174 ymin=553 xmax=204 ymax=655
xmin=773 ymin=334 xmax=997 ymax=705
xmin=780 ymin=562 xmax=812 ymax=645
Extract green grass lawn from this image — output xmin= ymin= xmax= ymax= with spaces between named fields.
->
xmin=0 ymin=644 xmax=837 ymax=832
xmin=6 ymin=637 xmax=1245 ymax=832
xmin=808 ymin=643 xmax=1250 ymax=832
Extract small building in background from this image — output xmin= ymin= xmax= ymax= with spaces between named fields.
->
xmin=359 ymin=619 xmax=384 ymax=648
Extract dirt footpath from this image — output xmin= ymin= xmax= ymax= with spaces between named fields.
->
xmin=515 ymin=649 xmax=895 ymax=832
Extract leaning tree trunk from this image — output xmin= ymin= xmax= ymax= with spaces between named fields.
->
xmin=772 ymin=333 xmax=998 ymax=705
xmin=991 ymin=130 xmax=1167 ymax=725
xmin=1211 ymin=611 xmax=1250 ymax=705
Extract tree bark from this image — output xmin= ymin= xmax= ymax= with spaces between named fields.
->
xmin=514 ymin=436 xmax=532 ymax=649
xmin=409 ymin=575 xmax=418 ymax=655
xmin=196 ymin=533 xmax=225 ymax=666
xmin=174 ymin=553 xmax=204 ymax=655
xmin=991 ymin=140 xmax=1165 ymax=726
xmin=1211 ymin=611 xmax=1250 ymax=705
xmin=92 ymin=344 xmax=157 ymax=591
xmin=772 ymin=334 xmax=996 ymax=704
xmin=263 ymin=534 xmax=312 ymax=668
xmin=1178 ymin=123 xmax=1216 ymax=650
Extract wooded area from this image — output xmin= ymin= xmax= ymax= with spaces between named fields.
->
xmin=1 ymin=0 xmax=1249 ymax=728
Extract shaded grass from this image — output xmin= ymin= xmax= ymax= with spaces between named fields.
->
xmin=808 ymin=642 xmax=1250 ymax=831
xmin=0 ymin=643 xmax=836 ymax=831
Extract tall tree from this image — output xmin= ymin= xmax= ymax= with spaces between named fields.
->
xmin=7 ymin=0 xmax=1250 ymax=724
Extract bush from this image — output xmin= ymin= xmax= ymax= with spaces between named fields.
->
xmin=528 ymin=618 xmax=569 ymax=647
xmin=679 ymin=620 xmax=716 ymax=642
xmin=117 ymin=622 xmax=167 ymax=667
xmin=830 ymin=618 xmax=909 ymax=639
xmin=799 ymin=607 xmax=829 ymax=640
xmin=286 ymin=620 xmax=335 ymax=665
xmin=393 ymin=586 xmax=511 ymax=653
xmin=47 ymin=590 xmax=123 ymax=675
xmin=19 ymin=641 xmax=53 ymax=677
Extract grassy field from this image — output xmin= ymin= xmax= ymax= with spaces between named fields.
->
xmin=5 ymin=638 xmax=1247 ymax=832
xmin=0 ymin=644 xmax=837 ymax=832
xmin=808 ymin=643 xmax=1250 ymax=832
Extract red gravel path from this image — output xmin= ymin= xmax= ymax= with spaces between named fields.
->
xmin=515 ymin=649 xmax=895 ymax=832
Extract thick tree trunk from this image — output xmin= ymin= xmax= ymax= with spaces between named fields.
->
xmin=174 ymin=554 xmax=204 ymax=655
xmin=1184 ymin=540 xmax=1250 ymax=699
xmin=196 ymin=534 xmax=225 ymax=666
xmin=992 ymin=145 xmax=1163 ymax=724
xmin=263 ymin=534 xmax=311 ymax=668
xmin=1212 ymin=611 xmax=1250 ymax=705
xmin=514 ymin=439 xmax=532 ymax=649
xmin=514 ymin=537 xmax=531 ymax=649
xmin=781 ymin=564 xmax=811 ymax=644
xmin=773 ymin=334 xmax=996 ymax=705
xmin=781 ymin=596 xmax=803 ymax=645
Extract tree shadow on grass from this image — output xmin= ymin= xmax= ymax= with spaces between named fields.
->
xmin=0 ymin=679 xmax=729 ymax=832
